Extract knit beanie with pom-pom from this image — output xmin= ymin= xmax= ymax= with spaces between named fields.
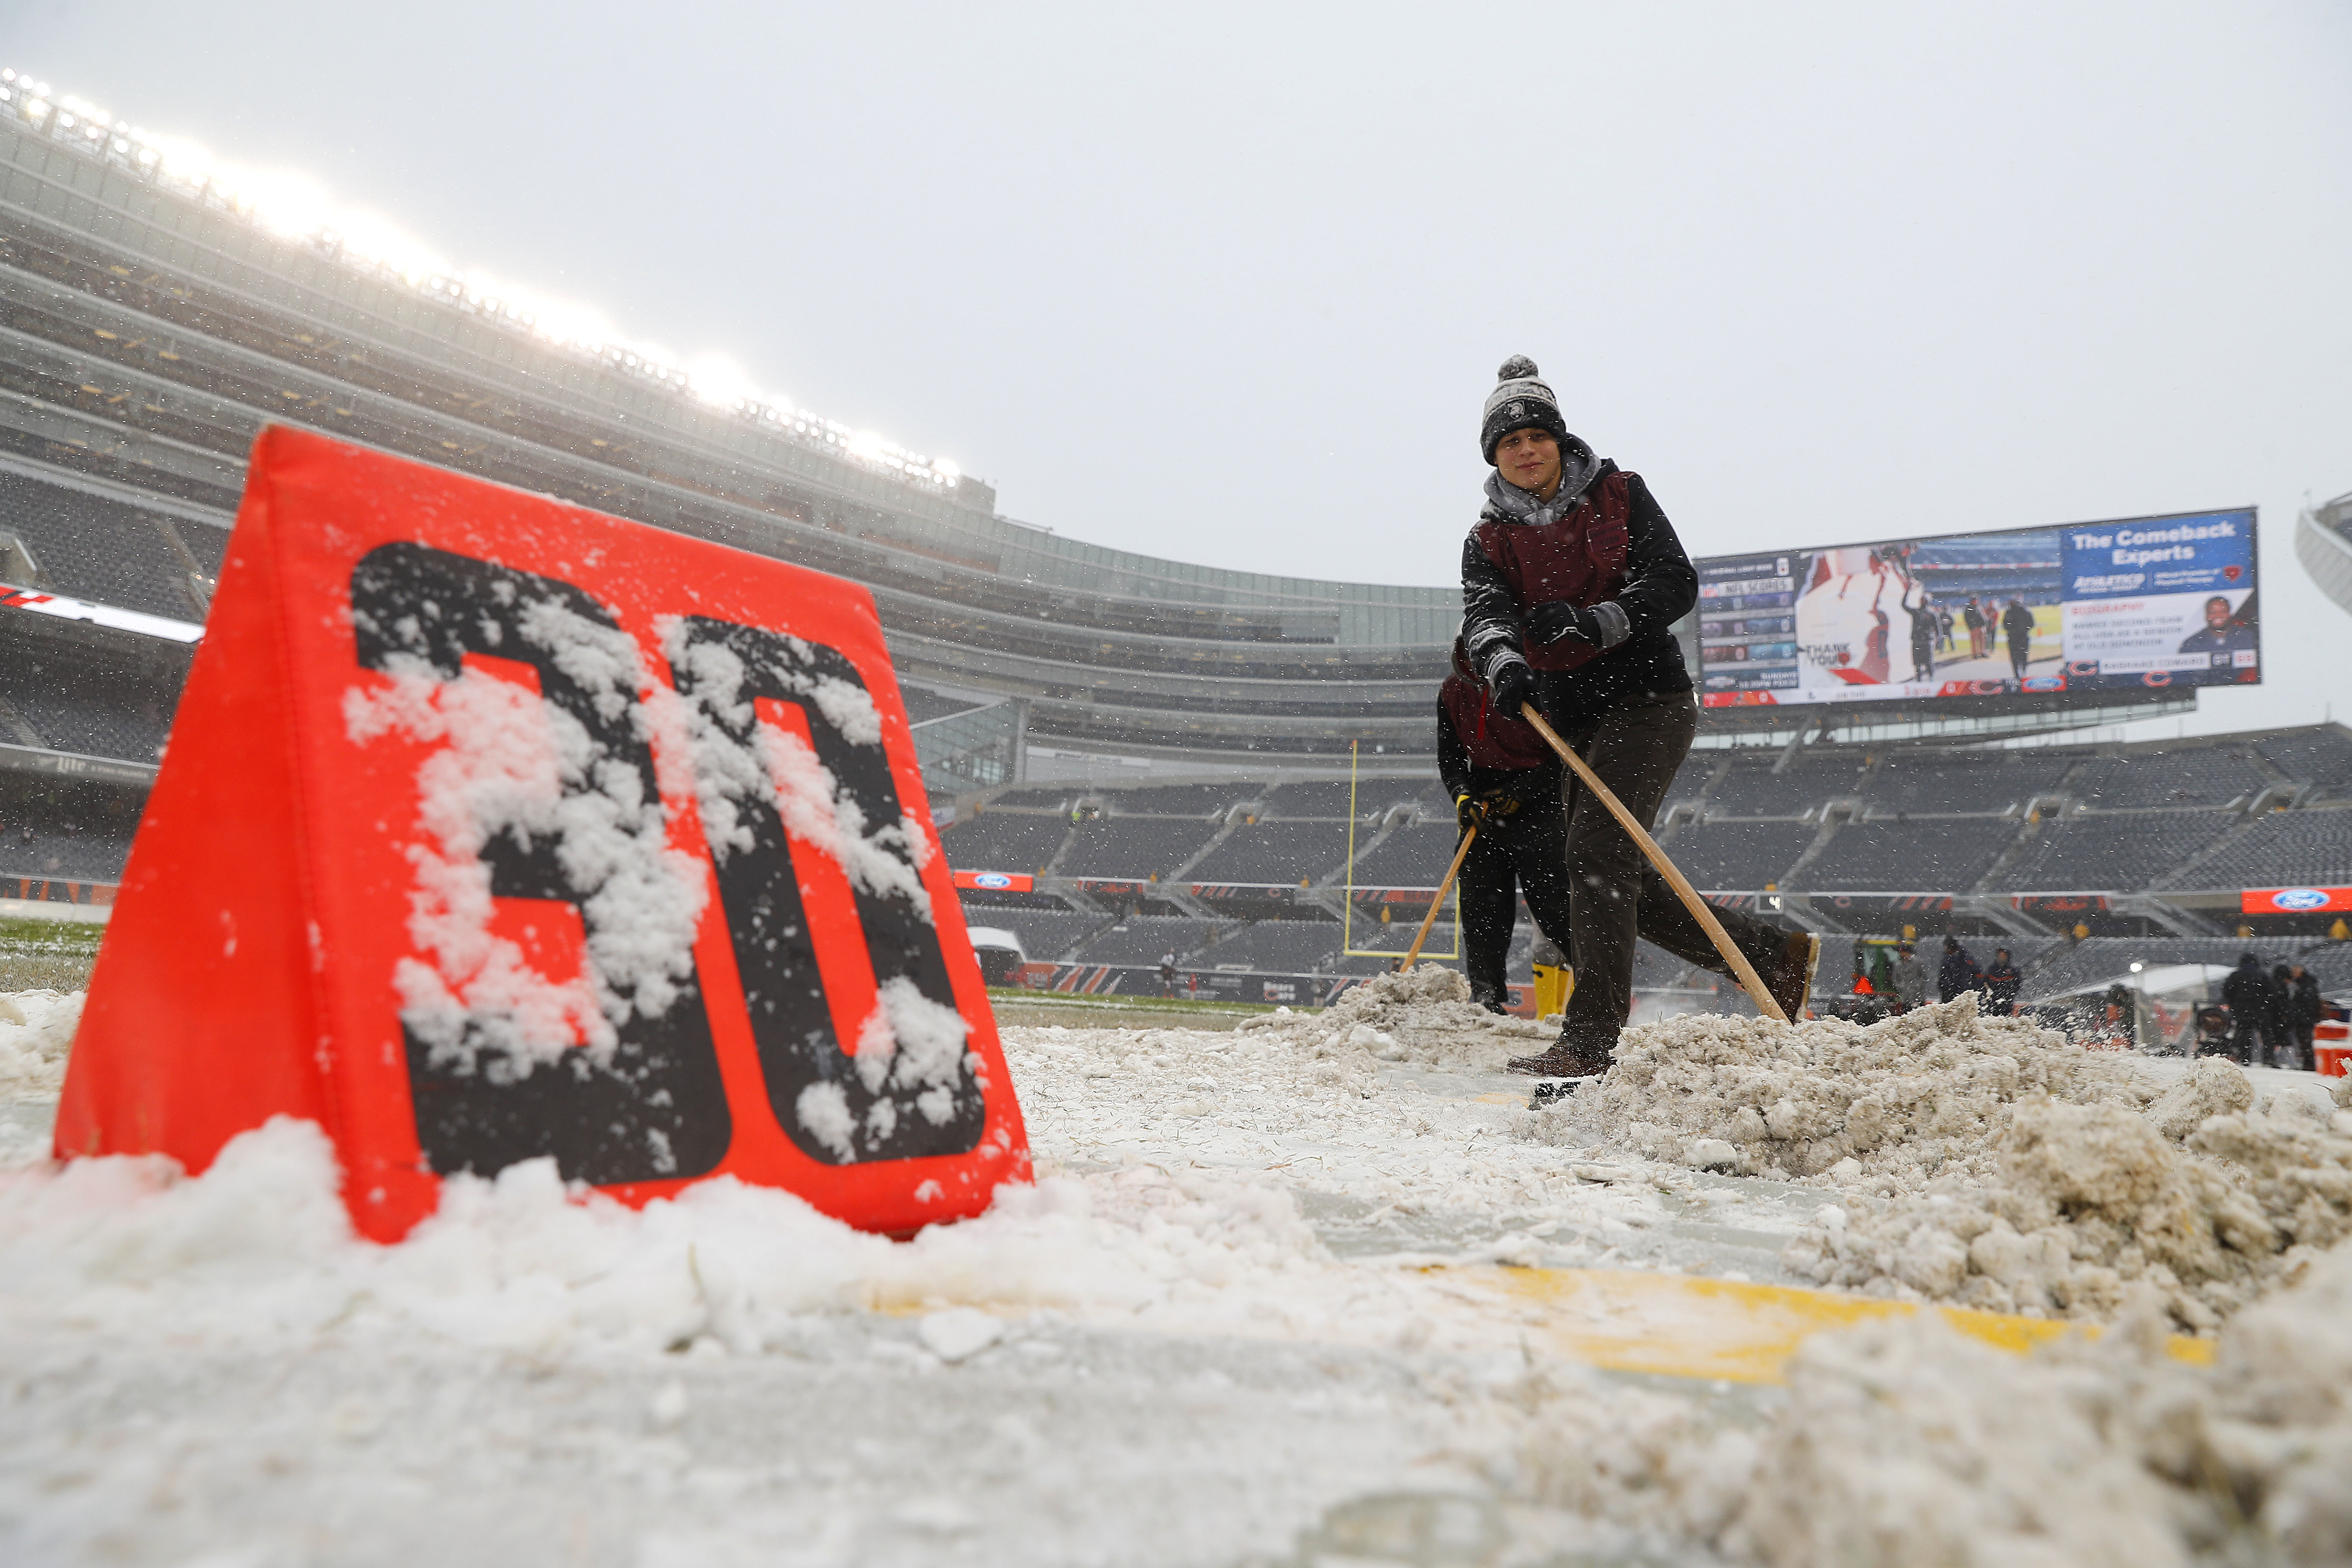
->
xmin=1479 ymin=355 xmax=1568 ymax=465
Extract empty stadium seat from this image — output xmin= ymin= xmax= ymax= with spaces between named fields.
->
xmin=1656 ymin=819 xmax=1812 ymax=891
xmin=1070 ymin=916 xmax=1225 ymax=966
xmin=2257 ymin=729 xmax=2352 ymax=796
xmin=2070 ymin=750 xmax=2267 ymax=811
xmin=2171 ymin=808 xmax=2352 ymax=889
xmin=1186 ymin=822 xmax=1351 ymax=886
xmin=0 ymin=472 xmax=214 ymax=622
xmin=1057 ymin=816 xmax=1222 ymax=880
xmin=1794 ymin=819 xmax=2021 ymax=893
xmin=936 ymin=811 xmax=1072 ymax=875
xmin=1997 ymin=808 xmax=2239 ymax=892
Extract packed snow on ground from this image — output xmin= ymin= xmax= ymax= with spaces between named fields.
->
xmin=5 ymin=970 xmax=2352 ymax=1566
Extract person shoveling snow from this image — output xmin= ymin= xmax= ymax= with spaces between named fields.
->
xmin=1457 ymin=356 xmax=1817 ymax=1076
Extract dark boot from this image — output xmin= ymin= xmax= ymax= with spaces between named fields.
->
xmin=1507 ymin=1023 xmax=1614 ymax=1078
xmin=1469 ymin=984 xmax=1509 ymax=1017
xmin=1765 ymin=931 xmax=1821 ymax=1023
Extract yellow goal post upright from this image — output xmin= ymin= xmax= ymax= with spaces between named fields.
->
xmin=1340 ymin=739 xmax=1461 ymax=961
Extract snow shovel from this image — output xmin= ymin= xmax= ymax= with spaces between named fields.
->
xmin=1518 ymin=704 xmax=1789 ymax=1024
xmin=1399 ymin=820 xmax=1477 ymax=968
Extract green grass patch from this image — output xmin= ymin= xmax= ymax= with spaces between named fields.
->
xmin=0 ymin=916 xmax=103 ymax=992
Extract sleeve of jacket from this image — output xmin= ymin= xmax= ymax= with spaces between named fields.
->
xmin=1436 ymin=698 xmax=1472 ymax=801
xmin=1614 ymin=474 xmax=1699 ymax=637
xmin=1459 ymin=530 xmax=1527 ymax=685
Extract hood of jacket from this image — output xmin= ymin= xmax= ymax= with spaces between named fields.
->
xmin=1479 ymin=440 xmax=1606 ymax=529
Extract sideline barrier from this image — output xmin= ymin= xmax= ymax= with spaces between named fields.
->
xmin=57 ymin=427 xmax=1028 ymax=1241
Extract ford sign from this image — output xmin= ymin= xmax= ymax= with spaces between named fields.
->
xmin=2270 ymin=888 xmax=2331 ymax=911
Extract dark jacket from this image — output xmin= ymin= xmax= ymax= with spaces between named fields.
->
xmin=2221 ymin=959 xmax=2274 ymax=1022
xmin=2001 ymin=602 xmax=2034 ymax=648
xmin=1984 ymin=959 xmax=2023 ymax=1013
xmin=2288 ymin=974 xmax=2324 ymax=1028
xmin=1938 ymin=946 xmax=1983 ymax=1003
xmin=1460 ymin=459 xmax=1697 ymax=729
xmin=1437 ymin=643 xmax=1559 ymax=805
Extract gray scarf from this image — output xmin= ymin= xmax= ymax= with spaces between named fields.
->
xmin=1481 ymin=439 xmax=1602 ymax=527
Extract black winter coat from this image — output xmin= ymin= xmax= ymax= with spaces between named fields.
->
xmin=1459 ymin=461 xmax=1699 ymax=728
xmin=2221 ymin=962 xmax=2275 ymax=1021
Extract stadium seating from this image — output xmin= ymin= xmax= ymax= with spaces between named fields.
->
xmin=1997 ymin=808 xmax=2240 ymax=892
xmin=1709 ymin=753 xmax=1868 ymax=818
xmin=1793 ymin=819 xmax=2020 ymax=893
xmin=1862 ymin=749 xmax=2082 ymax=815
xmin=1090 ymin=782 xmax=1253 ymax=817
xmin=1189 ymin=919 xmax=1346 ymax=973
xmin=0 ymin=631 xmax=176 ymax=763
xmin=1656 ymin=820 xmax=1813 ymax=891
xmin=0 ymin=472 xmax=217 ymax=623
xmin=1329 ymin=923 xmax=1462 ymax=974
xmin=2069 ymin=750 xmax=2268 ymax=811
xmin=2168 ymin=807 xmax=2352 ymax=889
xmin=2257 ymin=729 xmax=2352 ymax=796
xmin=1186 ymin=822 xmax=1351 ymax=886
xmin=1057 ymin=817 xmax=1222 ymax=880
xmin=899 ymin=686 xmax=991 ymax=725
xmin=1269 ymin=779 xmax=1391 ymax=818
xmin=956 ymin=907 xmax=1107 ymax=963
xmin=936 ymin=811 xmax=1072 ymax=875
xmin=1344 ymin=823 xmax=1461 ymax=888
xmin=1070 ymin=916 xmax=1225 ymax=965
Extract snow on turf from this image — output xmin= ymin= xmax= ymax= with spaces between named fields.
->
xmin=10 ymin=978 xmax=2352 ymax=1564
xmin=1528 ymin=991 xmax=2352 ymax=1330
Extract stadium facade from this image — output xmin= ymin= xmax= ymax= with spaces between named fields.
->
xmin=3 ymin=74 xmax=2349 ymax=1013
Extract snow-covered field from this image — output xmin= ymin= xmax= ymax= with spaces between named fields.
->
xmin=4 ymin=974 xmax=2351 ymax=1566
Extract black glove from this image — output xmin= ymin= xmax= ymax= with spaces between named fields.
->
xmin=1490 ymin=659 xmax=1537 ymax=718
xmin=1527 ymin=600 xmax=1632 ymax=649
xmin=1454 ymin=793 xmax=1484 ymax=835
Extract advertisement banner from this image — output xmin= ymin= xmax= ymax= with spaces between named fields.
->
xmin=951 ymin=869 xmax=1035 ymax=893
xmin=1697 ymin=508 xmax=2258 ymax=707
xmin=2240 ymin=886 xmax=2352 ymax=915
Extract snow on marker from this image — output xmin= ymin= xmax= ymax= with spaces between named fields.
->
xmin=55 ymin=426 xmax=1027 ymax=1241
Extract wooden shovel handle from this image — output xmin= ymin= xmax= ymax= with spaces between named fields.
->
xmin=1400 ymin=819 xmax=1477 ymax=968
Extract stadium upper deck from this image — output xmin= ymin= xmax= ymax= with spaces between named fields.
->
xmin=0 ymin=74 xmax=1458 ymax=777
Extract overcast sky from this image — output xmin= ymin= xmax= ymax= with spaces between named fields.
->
xmin=14 ymin=2 xmax=2349 ymax=736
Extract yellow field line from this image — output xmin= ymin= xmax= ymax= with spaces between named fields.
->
xmin=1441 ymin=1264 xmax=2213 ymax=1384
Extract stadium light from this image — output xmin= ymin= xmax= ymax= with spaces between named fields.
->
xmin=0 ymin=64 xmax=974 ymax=498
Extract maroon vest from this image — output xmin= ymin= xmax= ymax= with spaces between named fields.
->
xmin=1470 ymin=469 xmax=1634 ymax=672
xmin=1440 ymin=672 xmax=1553 ymax=772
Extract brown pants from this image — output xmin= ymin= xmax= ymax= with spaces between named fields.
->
xmin=1554 ymin=692 xmax=1793 ymax=1047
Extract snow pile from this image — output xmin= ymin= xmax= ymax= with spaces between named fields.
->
xmin=1535 ymin=993 xmax=2150 ymax=1185
xmin=1782 ymin=1071 xmax=2352 ymax=1329
xmin=1234 ymin=963 xmax=1549 ymax=1070
xmin=0 ymin=1117 xmax=1349 ymax=1357
xmin=0 ymin=989 xmax=78 ymax=1095
xmin=1453 ymin=1237 xmax=2352 ymax=1565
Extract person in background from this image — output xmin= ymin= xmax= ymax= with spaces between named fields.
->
xmin=1905 ymin=588 xmax=1938 ymax=683
xmin=2220 ymin=952 xmax=2274 ymax=1067
xmin=2001 ymin=597 xmax=2035 ymax=684
xmin=1436 ymin=634 xmax=1577 ymax=1016
xmin=1938 ymin=603 xmax=1956 ymax=654
xmin=1963 ymin=598 xmax=1986 ymax=660
xmin=1890 ymin=941 xmax=1928 ymax=1012
xmin=1158 ymin=951 xmax=1178 ymax=999
xmin=1938 ymin=935 xmax=1983 ymax=1003
xmin=1984 ymin=947 xmax=2024 ymax=1015
xmin=2194 ymin=1002 xmax=2234 ymax=1058
xmin=2266 ymin=962 xmax=2298 ymax=1069
xmin=2286 ymin=964 xmax=2322 ymax=1072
